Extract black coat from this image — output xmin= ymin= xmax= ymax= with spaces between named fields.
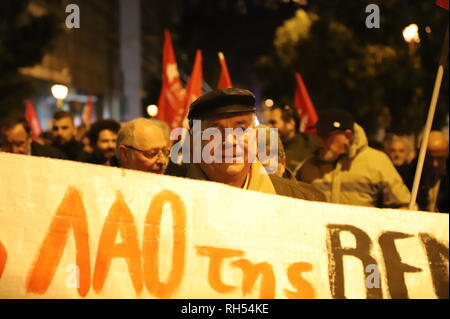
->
xmin=52 ymin=139 xmax=90 ymax=162
xmin=31 ymin=141 xmax=67 ymax=159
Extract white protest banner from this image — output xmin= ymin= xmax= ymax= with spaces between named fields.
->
xmin=0 ymin=153 xmax=448 ymax=299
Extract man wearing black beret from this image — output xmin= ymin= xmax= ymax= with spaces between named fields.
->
xmin=179 ymin=88 xmax=325 ymax=202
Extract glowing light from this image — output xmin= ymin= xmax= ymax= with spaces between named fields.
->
xmin=51 ymin=84 xmax=69 ymax=100
xmin=147 ymin=104 xmax=158 ymax=117
xmin=402 ymin=24 xmax=420 ymax=43
xmin=265 ymin=99 xmax=274 ymax=107
xmin=425 ymin=26 xmax=432 ymax=34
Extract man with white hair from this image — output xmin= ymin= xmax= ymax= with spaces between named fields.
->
xmin=112 ymin=118 xmax=170 ymax=174
xmin=384 ymin=135 xmax=413 ymax=185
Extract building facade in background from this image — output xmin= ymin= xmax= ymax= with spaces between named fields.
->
xmin=19 ymin=0 xmax=142 ymax=129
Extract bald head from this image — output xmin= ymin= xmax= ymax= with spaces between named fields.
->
xmin=116 ymin=118 xmax=169 ymax=174
xmin=425 ymin=131 xmax=448 ymax=175
xmin=428 ymin=131 xmax=449 ymax=154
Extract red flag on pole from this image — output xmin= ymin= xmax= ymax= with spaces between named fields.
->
xmin=183 ymin=49 xmax=203 ymax=118
xmin=156 ymin=30 xmax=186 ymax=129
xmin=294 ymin=72 xmax=318 ymax=133
xmin=25 ymin=100 xmax=42 ymax=140
xmin=81 ymin=93 xmax=93 ymax=129
xmin=217 ymin=52 xmax=232 ymax=89
xmin=436 ymin=0 xmax=449 ymax=10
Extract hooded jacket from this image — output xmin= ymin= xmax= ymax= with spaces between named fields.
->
xmin=297 ymin=123 xmax=411 ymax=208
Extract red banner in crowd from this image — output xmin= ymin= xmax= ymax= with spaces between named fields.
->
xmin=217 ymin=52 xmax=232 ymax=89
xmin=436 ymin=0 xmax=449 ymax=10
xmin=156 ymin=30 xmax=186 ymax=129
xmin=25 ymin=100 xmax=42 ymax=140
xmin=183 ymin=49 xmax=203 ymax=119
xmin=294 ymin=72 xmax=318 ymax=133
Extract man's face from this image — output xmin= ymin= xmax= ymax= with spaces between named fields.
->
xmin=266 ymin=109 xmax=292 ymax=141
xmin=53 ymin=117 xmax=76 ymax=144
xmin=387 ymin=140 xmax=409 ymax=166
xmin=2 ymin=124 xmax=31 ymax=155
xmin=96 ymin=129 xmax=117 ymax=160
xmin=425 ymin=147 xmax=448 ymax=176
xmin=317 ymin=130 xmax=352 ymax=162
xmin=199 ymin=113 xmax=254 ymax=183
xmin=120 ymin=125 xmax=169 ymax=174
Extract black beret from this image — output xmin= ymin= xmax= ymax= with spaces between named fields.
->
xmin=187 ymin=88 xmax=256 ymax=120
xmin=316 ymin=109 xmax=355 ymax=137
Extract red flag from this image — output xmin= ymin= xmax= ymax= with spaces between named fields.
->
xmin=217 ymin=52 xmax=232 ymax=89
xmin=183 ymin=49 xmax=203 ymax=118
xmin=156 ymin=30 xmax=186 ymax=129
xmin=25 ymin=100 xmax=42 ymax=140
xmin=81 ymin=93 xmax=93 ymax=129
xmin=294 ymin=72 xmax=318 ymax=133
xmin=436 ymin=0 xmax=449 ymax=10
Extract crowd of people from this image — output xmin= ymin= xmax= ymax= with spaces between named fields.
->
xmin=0 ymin=88 xmax=448 ymax=213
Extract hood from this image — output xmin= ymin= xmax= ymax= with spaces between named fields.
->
xmin=348 ymin=123 xmax=368 ymax=158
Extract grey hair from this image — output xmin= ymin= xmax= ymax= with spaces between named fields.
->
xmin=384 ymin=135 xmax=411 ymax=154
xmin=115 ymin=118 xmax=164 ymax=158
xmin=147 ymin=119 xmax=170 ymax=143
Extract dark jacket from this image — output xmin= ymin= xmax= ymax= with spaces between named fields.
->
xmin=172 ymin=161 xmax=326 ymax=202
xmin=283 ymin=132 xmax=316 ymax=172
xmin=269 ymin=174 xmax=326 ymax=202
xmin=52 ymin=138 xmax=90 ymax=162
xmin=31 ymin=141 xmax=67 ymax=159
xmin=405 ymin=157 xmax=449 ymax=213
xmin=87 ymin=148 xmax=108 ymax=165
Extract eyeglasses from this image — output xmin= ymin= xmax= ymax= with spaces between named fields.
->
xmin=124 ymin=145 xmax=170 ymax=159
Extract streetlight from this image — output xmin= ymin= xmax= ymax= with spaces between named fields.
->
xmin=403 ymin=24 xmax=420 ymax=43
xmin=147 ymin=104 xmax=158 ymax=117
xmin=264 ymin=99 xmax=274 ymax=108
xmin=51 ymin=84 xmax=68 ymax=108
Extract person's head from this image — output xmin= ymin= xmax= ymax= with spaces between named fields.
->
xmin=37 ymin=131 xmax=55 ymax=146
xmin=315 ymin=109 xmax=355 ymax=163
xmin=1 ymin=117 xmax=31 ymax=155
xmin=81 ymin=133 xmax=93 ymax=154
xmin=188 ymin=88 xmax=257 ymax=186
xmin=257 ymin=125 xmax=286 ymax=177
xmin=89 ymin=119 xmax=121 ymax=160
xmin=52 ymin=111 xmax=76 ymax=144
xmin=116 ymin=118 xmax=169 ymax=174
xmin=147 ymin=119 xmax=171 ymax=146
xmin=385 ymin=136 xmax=411 ymax=166
xmin=424 ymin=131 xmax=448 ymax=176
xmin=265 ymin=103 xmax=299 ymax=142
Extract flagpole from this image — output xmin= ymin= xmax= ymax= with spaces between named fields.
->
xmin=408 ymin=23 xmax=449 ymax=210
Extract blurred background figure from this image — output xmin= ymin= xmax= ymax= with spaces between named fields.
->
xmin=87 ymin=119 xmax=121 ymax=165
xmin=385 ymin=135 xmax=412 ymax=167
xmin=407 ymin=131 xmax=448 ymax=213
xmin=264 ymin=103 xmax=316 ymax=173
xmin=1 ymin=116 xmax=66 ymax=159
xmin=81 ymin=132 xmax=94 ymax=154
xmin=113 ymin=118 xmax=169 ymax=174
xmin=37 ymin=131 xmax=55 ymax=146
xmin=384 ymin=135 xmax=413 ymax=184
xmin=52 ymin=111 xmax=89 ymax=162
xmin=257 ymin=125 xmax=295 ymax=180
